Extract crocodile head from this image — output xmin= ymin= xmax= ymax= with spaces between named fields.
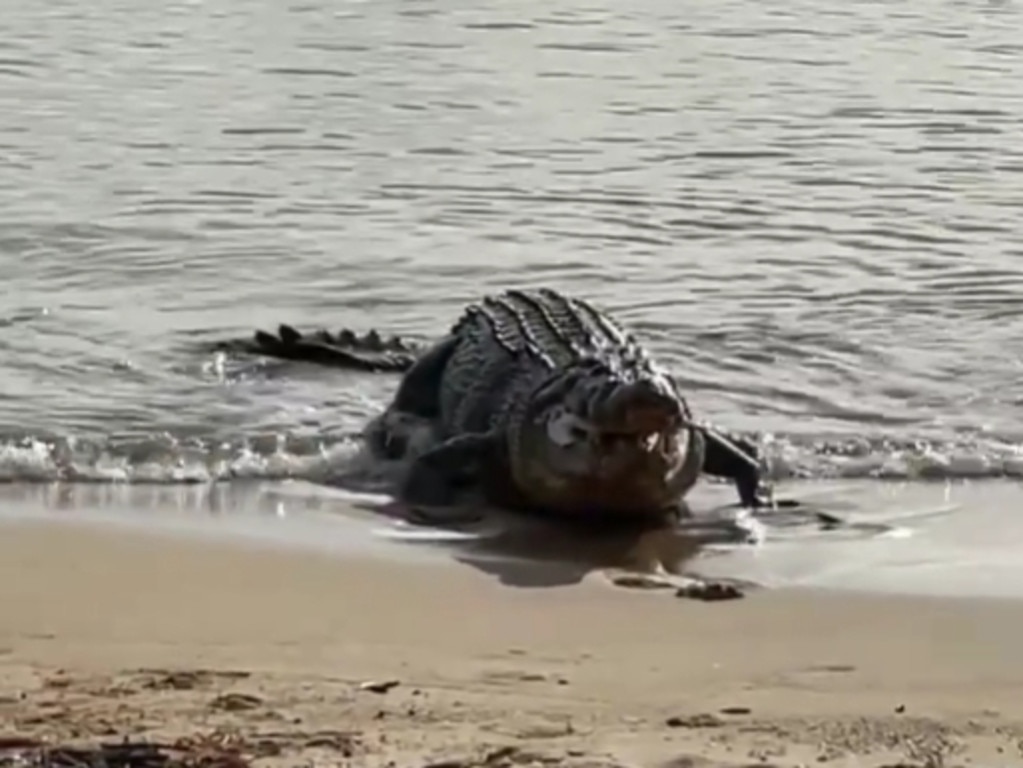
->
xmin=508 ymin=359 xmax=705 ymax=524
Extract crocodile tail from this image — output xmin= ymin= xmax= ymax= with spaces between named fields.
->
xmin=212 ymin=325 xmax=422 ymax=373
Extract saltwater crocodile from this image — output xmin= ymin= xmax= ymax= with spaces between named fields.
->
xmin=215 ymin=288 xmax=771 ymax=528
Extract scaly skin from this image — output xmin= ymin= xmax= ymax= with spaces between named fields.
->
xmin=214 ymin=288 xmax=767 ymax=527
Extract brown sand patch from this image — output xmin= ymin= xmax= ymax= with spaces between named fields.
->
xmin=3 ymin=519 xmax=1023 ymax=767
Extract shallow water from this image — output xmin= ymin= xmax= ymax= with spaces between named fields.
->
xmin=0 ymin=479 xmax=1014 ymax=599
xmin=2 ymin=4 xmax=1022 ymax=492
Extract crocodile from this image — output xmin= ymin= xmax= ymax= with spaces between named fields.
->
xmin=215 ymin=288 xmax=771 ymax=529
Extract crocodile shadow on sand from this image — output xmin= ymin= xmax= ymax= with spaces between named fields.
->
xmin=342 ymin=491 xmax=879 ymax=594
xmin=356 ymin=496 xmax=735 ymax=590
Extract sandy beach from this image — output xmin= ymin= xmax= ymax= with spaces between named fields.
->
xmin=3 ymin=509 xmax=1023 ymax=768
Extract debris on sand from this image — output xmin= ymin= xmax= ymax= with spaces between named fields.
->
xmin=358 ymin=679 xmax=401 ymax=694
xmin=0 ymin=737 xmax=250 ymax=768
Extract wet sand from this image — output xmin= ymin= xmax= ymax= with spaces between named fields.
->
xmin=4 ymin=480 xmax=1023 ymax=767
xmin=2 ymin=477 xmax=1021 ymax=597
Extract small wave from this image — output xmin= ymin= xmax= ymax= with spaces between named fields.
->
xmin=1 ymin=430 xmax=1021 ymax=487
xmin=759 ymin=434 xmax=1023 ymax=482
xmin=0 ymin=432 xmax=393 ymax=488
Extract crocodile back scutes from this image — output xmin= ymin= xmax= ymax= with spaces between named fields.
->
xmin=437 ymin=288 xmax=680 ymax=437
xmin=449 ymin=289 xmax=647 ymax=368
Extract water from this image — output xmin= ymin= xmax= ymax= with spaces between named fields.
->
xmin=3 ymin=0 xmax=1023 ymax=488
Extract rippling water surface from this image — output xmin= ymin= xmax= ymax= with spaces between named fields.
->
xmin=2 ymin=0 xmax=1023 ymax=485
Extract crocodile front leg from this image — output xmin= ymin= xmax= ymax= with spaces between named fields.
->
xmin=700 ymin=428 xmax=767 ymax=508
xmin=399 ymin=432 xmax=501 ymax=525
xmin=701 ymin=428 xmax=820 ymax=520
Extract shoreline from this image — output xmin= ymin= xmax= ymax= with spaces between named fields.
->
xmin=4 ymin=517 xmax=1023 ymax=767
xmin=3 ymin=476 xmax=1023 ymax=601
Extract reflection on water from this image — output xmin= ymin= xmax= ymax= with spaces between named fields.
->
xmin=0 ymin=478 xmax=920 ymax=596
xmin=0 ymin=480 xmax=743 ymax=587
